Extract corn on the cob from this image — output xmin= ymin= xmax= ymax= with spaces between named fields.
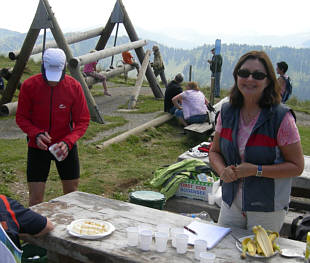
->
xmin=252 ymin=225 xmax=274 ymax=257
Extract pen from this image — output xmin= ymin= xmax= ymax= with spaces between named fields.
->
xmin=184 ymin=226 xmax=197 ymax=235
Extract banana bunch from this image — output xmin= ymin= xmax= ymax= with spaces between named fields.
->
xmin=240 ymin=225 xmax=280 ymax=259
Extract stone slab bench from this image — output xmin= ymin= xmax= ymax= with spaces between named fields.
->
xmin=184 ymin=122 xmax=214 ymax=134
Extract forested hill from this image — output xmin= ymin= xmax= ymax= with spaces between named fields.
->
xmin=1 ymin=29 xmax=310 ymax=100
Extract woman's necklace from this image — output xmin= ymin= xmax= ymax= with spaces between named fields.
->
xmin=241 ymin=109 xmax=260 ymax=125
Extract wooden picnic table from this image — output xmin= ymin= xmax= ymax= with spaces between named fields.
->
xmin=23 ymin=191 xmax=306 ymax=263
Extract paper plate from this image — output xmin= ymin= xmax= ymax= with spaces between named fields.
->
xmin=67 ymin=219 xmax=115 ymax=239
xmin=236 ymin=235 xmax=278 ymax=259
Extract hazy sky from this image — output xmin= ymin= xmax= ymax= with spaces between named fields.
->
xmin=2 ymin=0 xmax=310 ymax=37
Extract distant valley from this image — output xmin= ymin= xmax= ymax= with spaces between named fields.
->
xmin=1 ymin=28 xmax=310 ymax=100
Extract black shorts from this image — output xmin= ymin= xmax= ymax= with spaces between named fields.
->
xmin=27 ymin=145 xmax=80 ymax=182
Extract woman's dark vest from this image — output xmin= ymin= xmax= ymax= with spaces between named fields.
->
xmin=220 ymin=102 xmax=294 ymax=212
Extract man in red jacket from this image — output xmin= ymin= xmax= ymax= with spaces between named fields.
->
xmin=16 ymin=48 xmax=90 ymax=206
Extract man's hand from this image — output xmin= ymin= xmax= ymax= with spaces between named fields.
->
xmin=36 ymin=132 xmax=51 ymax=150
xmin=52 ymin=141 xmax=69 ymax=161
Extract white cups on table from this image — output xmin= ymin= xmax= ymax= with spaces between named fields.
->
xmin=194 ymin=239 xmax=208 ymax=260
xmin=156 ymin=224 xmax=170 ymax=236
xmin=139 ymin=229 xmax=153 ymax=251
xmin=200 ymin=252 xmax=216 ymax=263
xmin=175 ymin=233 xmax=189 ymax=254
xmin=155 ymin=232 xmax=169 ymax=252
xmin=170 ymin=227 xmax=184 ymax=248
xmin=126 ymin=227 xmax=139 ymax=247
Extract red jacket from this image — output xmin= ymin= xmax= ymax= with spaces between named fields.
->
xmin=16 ymin=74 xmax=90 ymax=150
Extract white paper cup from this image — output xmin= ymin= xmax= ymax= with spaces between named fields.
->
xmin=156 ymin=224 xmax=170 ymax=236
xmin=49 ymin=143 xmax=64 ymax=162
xmin=139 ymin=230 xmax=153 ymax=251
xmin=126 ymin=227 xmax=139 ymax=246
xmin=194 ymin=239 xmax=208 ymax=260
xmin=200 ymin=252 xmax=216 ymax=263
xmin=171 ymin=227 xmax=184 ymax=248
xmin=175 ymin=233 xmax=188 ymax=254
xmin=208 ymin=193 xmax=215 ymax=205
xmin=155 ymin=231 xmax=169 ymax=252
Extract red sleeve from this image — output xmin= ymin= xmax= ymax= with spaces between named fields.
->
xmin=16 ymin=80 xmax=44 ymax=141
xmin=61 ymin=82 xmax=90 ymax=149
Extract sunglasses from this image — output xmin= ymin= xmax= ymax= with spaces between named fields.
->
xmin=237 ymin=69 xmax=268 ymax=80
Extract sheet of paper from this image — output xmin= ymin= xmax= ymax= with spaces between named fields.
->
xmin=184 ymin=220 xmax=231 ymax=249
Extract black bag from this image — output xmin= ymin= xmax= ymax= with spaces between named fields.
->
xmin=289 ymin=214 xmax=310 ymax=241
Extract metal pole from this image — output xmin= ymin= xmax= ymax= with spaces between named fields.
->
xmin=9 ymin=27 xmax=105 ymax=60
xmin=210 ymin=77 xmax=215 ymax=106
xmin=69 ymin=40 xmax=147 ymax=68
xmin=189 ymin=65 xmax=192 ymax=81
xmin=128 ymin=49 xmax=151 ymax=109
xmin=110 ymin=23 xmax=120 ymax=68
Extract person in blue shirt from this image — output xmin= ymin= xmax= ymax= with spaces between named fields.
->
xmin=0 ymin=195 xmax=54 ymax=248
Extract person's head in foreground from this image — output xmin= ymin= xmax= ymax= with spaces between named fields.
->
xmin=230 ymin=50 xmax=281 ymax=108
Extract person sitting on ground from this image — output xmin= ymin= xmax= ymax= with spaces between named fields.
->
xmin=121 ymin=51 xmax=140 ymax=75
xmin=83 ymin=50 xmax=111 ymax=96
xmin=172 ymin=81 xmax=211 ymax=126
xmin=0 ymin=195 xmax=54 ymax=248
xmin=164 ymin=73 xmax=184 ymax=114
xmin=276 ymin=61 xmax=291 ymax=103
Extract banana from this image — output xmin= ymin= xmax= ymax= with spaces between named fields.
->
xmin=252 ymin=225 xmax=274 ymax=257
xmin=247 ymin=239 xmax=257 ymax=256
xmin=241 ymin=237 xmax=251 ymax=259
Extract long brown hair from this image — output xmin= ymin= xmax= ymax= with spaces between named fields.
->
xmin=230 ymin=50 xmax=281 ymax=108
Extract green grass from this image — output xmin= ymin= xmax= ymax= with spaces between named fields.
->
xmin=1 ymin=56 xmax=310 ymax=207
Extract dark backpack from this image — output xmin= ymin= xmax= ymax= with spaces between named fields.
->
xmin=281 ymin=76 xmax=292 ymax=103
xmin=289 ymin=214 xmax=310 ymax=241
xmin=0 ymin=77 xmax=4 ymax=90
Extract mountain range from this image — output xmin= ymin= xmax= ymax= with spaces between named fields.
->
xmin=1 ymin=27 xmax=310 ymax=100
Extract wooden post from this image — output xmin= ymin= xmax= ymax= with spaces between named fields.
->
xmin=189 ymin=65 xmax=192 ymax=81
xmin=210 ymin=77 xmax=215 ymax=106
xmin=70 ymin=40 xmax=147 ymax=68
xmin=9 ymin=27 xmax=105 ymax=60
xmin=0 ymin=28 xmax=40 ymax=106
xmin=128 ymin=50 xmax=151 ymax=109
xmin=118 ymin=0 xmax=163 ymax=99
xmin=42 ymin=0 xmax=104 ymax=123
xmin=96 ymin=113 xmax=173 ymax=149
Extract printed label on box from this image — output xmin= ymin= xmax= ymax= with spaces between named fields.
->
xmin=175 ymin=179 xmax=214 ymax=201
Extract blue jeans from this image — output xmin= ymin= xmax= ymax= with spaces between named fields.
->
xmin=212 ymin=72 xmax=221 ymax=97
xmin=186 ymin=114 xmax=207 ymax=124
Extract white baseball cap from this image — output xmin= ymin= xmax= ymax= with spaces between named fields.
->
xmin=43 ymin=48 xmax=66 ymax=81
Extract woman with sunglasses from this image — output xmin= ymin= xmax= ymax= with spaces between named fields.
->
xmin=209 ymin=50 xmax=304 ymax=232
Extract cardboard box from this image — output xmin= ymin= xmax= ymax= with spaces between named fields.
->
xmin=175 ymin=179 xmax=213 ymax=201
